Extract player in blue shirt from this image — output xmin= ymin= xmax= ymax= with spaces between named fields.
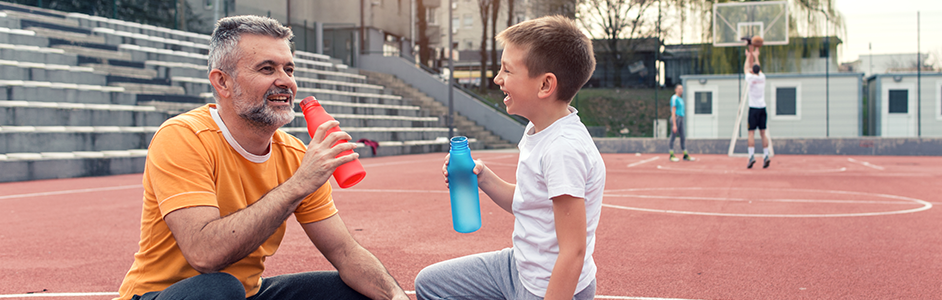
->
xmin=669 ymin=84 xmax=693 ymax=161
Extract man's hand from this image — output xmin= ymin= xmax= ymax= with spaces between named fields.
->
xmin=290 ymin=120 xmax=358 ymax=195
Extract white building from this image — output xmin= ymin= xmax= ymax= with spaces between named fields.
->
xmin=680 ymin=73 xmax=864 ymax=139
xmin=866 ymin=73 xmax=942 ymax=137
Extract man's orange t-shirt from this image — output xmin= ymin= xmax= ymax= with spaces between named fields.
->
xmin=117 ymin=104 xmax=338 ymax=299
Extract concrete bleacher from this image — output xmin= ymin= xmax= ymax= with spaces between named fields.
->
xmin=0 ymin=1 xmax=465 ymax=182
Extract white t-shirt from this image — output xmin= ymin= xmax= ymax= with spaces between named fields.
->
xmin=512 ymin=106 xmax=606 ymax=297
xmin=745 ymin=72 xmax=766 ymax=108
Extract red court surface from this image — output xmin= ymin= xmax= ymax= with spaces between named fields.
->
xmin=2 ymin=152 xmax=942 ymax=299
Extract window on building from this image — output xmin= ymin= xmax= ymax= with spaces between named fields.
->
xmin=888 ymin=89 xmax=908 ymax=113
xmin=452 ymin=16 xmax=460 ymax=33
xmin=463 ymin=14 xmax=473 ymax=28
xmin=427 ymin=8 xmax=437 ymax=24
xmin=819 ymin=46 xmax=829 ymax=58
xmin=695 ymin=91 xmax=712 ymax=114
xmin=775 ymin=87 xmax=797 ymax=115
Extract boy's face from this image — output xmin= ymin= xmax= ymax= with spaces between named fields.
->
xmin=493 ymin=43 xmax=544 ymax=118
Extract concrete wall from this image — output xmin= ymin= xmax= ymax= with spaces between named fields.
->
xmin=359 ymin=54 xmax=525 ymax=144
xmin=867 ymin=73 xmax=942 ymax=137
xmin=594 ymin=137 xmax=942 ymax=156
xmin=681 ymin=72 xmax=863 ymax=139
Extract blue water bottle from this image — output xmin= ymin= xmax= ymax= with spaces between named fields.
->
xmin=447 ymin=136 xmax=481 ymax=233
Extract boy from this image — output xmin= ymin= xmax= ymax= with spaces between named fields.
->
xmin=669 ymin=84 xmax=693 ymax=161
xmin=414 ymin=15 xmax=605 ymax=300
xmin=745 ymin=44 xmax=770 ymax=168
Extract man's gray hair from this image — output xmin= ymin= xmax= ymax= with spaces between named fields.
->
xmin=207 ymin=15 xmax=294 ymax=79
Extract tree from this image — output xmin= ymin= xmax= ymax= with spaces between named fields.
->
xmin=416 ymin=0 xmax=433 ymax=68
xmin=578 ymin=0 xmax=658 ymax=87
xmin=478 ymin=0 xmax=492 ymax=89
xmin=488 ymin=0 xmax=501 ymax=89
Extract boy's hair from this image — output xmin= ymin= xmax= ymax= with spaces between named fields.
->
xmin=496 ymin=15 xmax=595 ymax=102
xmin=752 ymin=64 xmax=761 ymax=74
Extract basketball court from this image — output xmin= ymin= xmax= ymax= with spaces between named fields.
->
xmin=2 ymin=151 xmax=941 ymax=299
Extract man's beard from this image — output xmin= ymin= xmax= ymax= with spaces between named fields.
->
xmin=233 ymin=86 xmax=295 ymax=129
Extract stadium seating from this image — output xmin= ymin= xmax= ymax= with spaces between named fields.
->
xmin=0 ymin=1 xmax=470 ymax=182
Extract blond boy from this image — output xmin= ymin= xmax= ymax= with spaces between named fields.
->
xmin=415 ymin=15 xmax=605 ymax=300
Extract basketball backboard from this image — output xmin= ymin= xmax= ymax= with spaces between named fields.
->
xmin=713 ymin=1 xmax=788 ymax=47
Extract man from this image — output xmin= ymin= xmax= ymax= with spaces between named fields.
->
xmin=668 ymin=84 xmax=693 ymax=162
xmin=744 ymin=44 xmax=770 ymax=169
xmin=116 ymin=15 xmax=409 ymax=300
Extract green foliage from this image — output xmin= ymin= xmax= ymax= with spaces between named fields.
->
xmin=573 ymin=88 xmax=672 ymax=137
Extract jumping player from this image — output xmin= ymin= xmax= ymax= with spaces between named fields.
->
xmin=744 ymin=37 xmax=770 ymax=168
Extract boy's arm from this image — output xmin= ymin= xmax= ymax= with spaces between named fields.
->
xmin=543 ymin=195 xmax=587 ymax=300
xmin=442 ymin=155 xmax=515 ymax=213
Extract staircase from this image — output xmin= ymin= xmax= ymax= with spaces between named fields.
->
xmin=362 ymin=70 xmax=516 ymax=150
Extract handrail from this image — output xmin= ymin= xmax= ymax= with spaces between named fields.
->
xmin=452 ymin=83 xmax=528 ymax=125
xmin=401 ymin=55 xmax=528 ymax=125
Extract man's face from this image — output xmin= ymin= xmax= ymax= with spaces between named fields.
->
xmin=493 ymin=43 xmax=543 ymax=118
xmin=230 ymin=34 xmax=297 ymax=129
xmin=675 ymin=85 xmax=683 ymax=96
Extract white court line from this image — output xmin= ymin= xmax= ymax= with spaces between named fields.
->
xmin=602 ymin=187 xmax=933 ymax=218
xmin=627 ymin=156 xmax=660 ymax=168
xmin=655 ymin=165 xmax=847 ymax=174
xmin=362 ymin=154 xmax=517 ymax=168
xmin=847 ymin=158 xmax=885 ymax=170
xmin=333 ymin=188 xmax=448 ymax=194
xmin=0 ymin=292 xmax=117 ymax=298
xmin=604 ymin=194 xmax=920 ymax=205
xmin=0 ymin=291 xmax=696 ymax=300
xmin=0 ymin=185 xmax=141 ymax=200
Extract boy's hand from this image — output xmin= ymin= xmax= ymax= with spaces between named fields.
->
xmin=442 ymin=154 xmax=484 ymax=186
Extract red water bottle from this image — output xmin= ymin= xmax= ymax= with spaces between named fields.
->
xmin=300 ymin=96 xmax=366 ymax=188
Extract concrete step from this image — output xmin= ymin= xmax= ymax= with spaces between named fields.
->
xmin=0 ymin=100 xmax=169 ymax=127
xmin=85 ymin=63 xmax=158 ymax=79
xmin=0 ymin=125 xmax=157 ymax=153
xmin=0 ymin=149 xmax=147 ymax=183
xmin=52 ymin=44 xmax=132 ymax=61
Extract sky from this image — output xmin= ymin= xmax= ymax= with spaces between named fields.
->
xmin=832 ymin=0 xmax=940 ymax=64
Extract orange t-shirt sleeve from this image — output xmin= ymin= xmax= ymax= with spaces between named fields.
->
xmin=147 ymin=123 xmax=219 ymax=217
xmin=293 ymin=181 xmax=338 ymax=224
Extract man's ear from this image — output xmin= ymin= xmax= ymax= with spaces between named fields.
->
xmin=209 ymin=69 xmax=233 ymax=99
xmin=537 ymin=73 xmax=557 ymax=99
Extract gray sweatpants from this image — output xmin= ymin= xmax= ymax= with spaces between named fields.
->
xmin=670 ymin=116 xmax=686 ymax=151
xmin=414 ymin=248 xmax=596 ymax=300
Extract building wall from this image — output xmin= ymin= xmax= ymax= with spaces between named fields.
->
xmin=681 ymin=73 xmax=863 ymax=139
xmin=867 ymin=73 xmax=942 ymax=137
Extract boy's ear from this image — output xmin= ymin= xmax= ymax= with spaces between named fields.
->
xmin=537 ymin=73 xmax=557 ymax=99
xmin=209 ymin=69 xmax=233 ymax=99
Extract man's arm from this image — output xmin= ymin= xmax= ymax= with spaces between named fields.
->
xmin=543 ymin=195 xmax=587 ymax=300
xmin=670 ymin=99 xmax=678 ymax=133
xmin=302 ymin=215 xmax=409 ymax=300
xmin=165 ymin=121 xmax=358 ymax=273
xmin=744 ymin=47 xmax=754 ymax=74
